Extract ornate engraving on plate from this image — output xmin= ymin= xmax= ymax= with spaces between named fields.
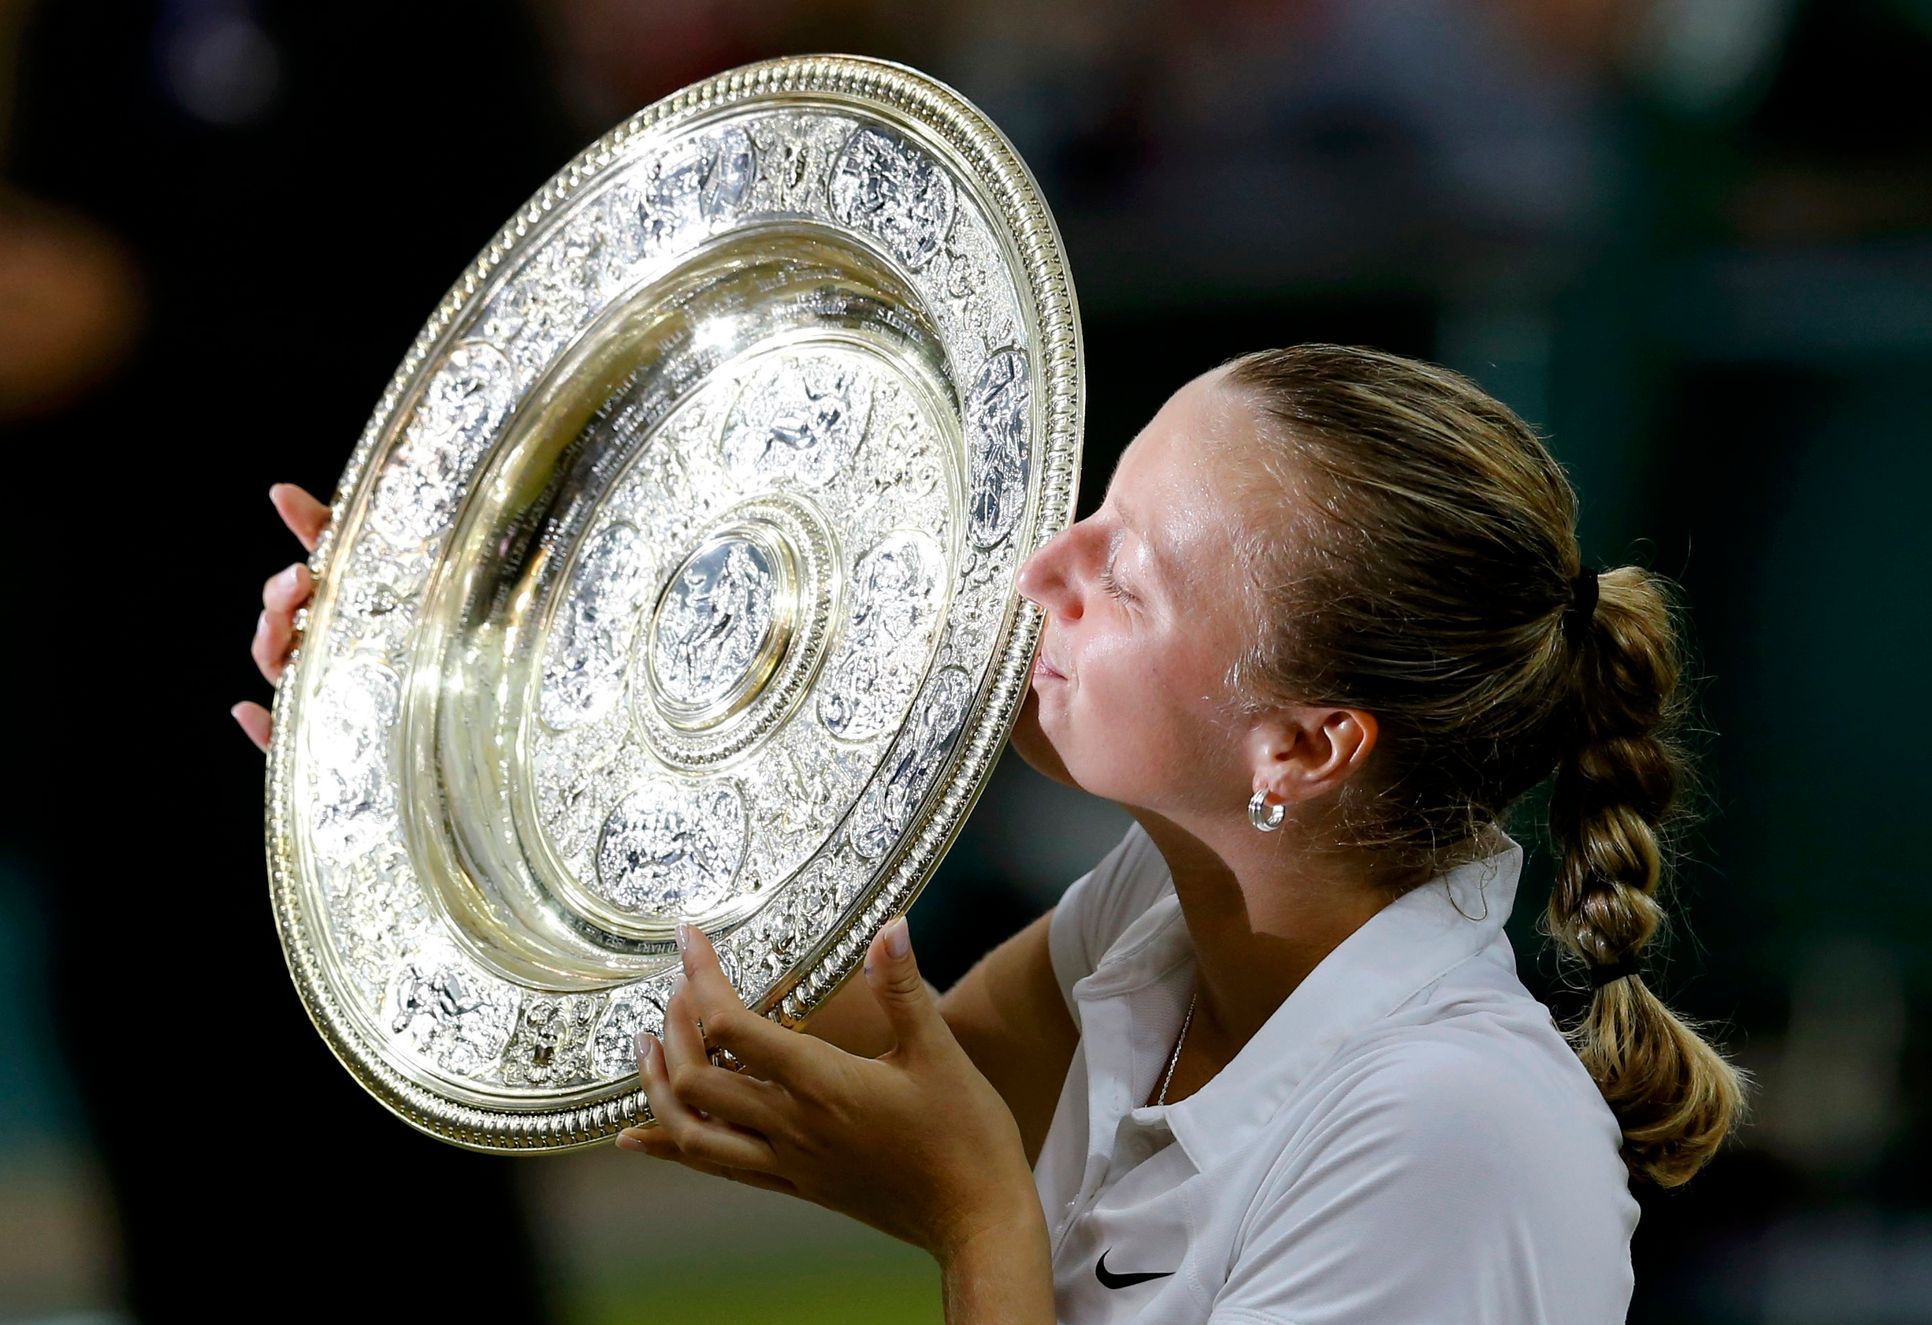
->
xmin=383 ymin=943 xmax=523 ymax=1078
xmin=829 ymin=124 xmax=957 ymax=269
xmin=622 ymin=499 xmax=831 ymax=768
xmin=648 ymin=532 xmax=789 ymax=726
xmin=499 ymin=995 xmax=604 ymax=1088
xmin=303 ymin=654 xmax=402 ymax=858
xmin=369 ymin=342 xmax=516 ymax=549
xmin=846 ymin=664 xmax=975 ymax=862
xmin=721 ymin=355 xmax=872 ymax=489
xmin=589 ymin=985 xmax=666 ymax=1080
xmin=594 ymin=777 xmax=749 ymax=914
xmin=633 ymin=123 xmax=758 ymax=247
xmin=818 ymin=531 xmax=946 ymax=742
xmin=540 ymin=522 xmax=658 ymax=731
xmin=966 ymin=346 xmax=1032 ymax=549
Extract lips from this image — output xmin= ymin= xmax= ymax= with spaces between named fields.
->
xmin=1033 ymin=650 xmax=1067 ymax=680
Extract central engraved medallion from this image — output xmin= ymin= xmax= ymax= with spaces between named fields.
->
xmin=647 ymin=526 xmax=797 ymax=730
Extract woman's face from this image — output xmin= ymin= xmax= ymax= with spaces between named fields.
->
xmin=1011 ymin=368 xmax=1260 ymax=818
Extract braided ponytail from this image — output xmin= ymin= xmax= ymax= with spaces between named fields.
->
xmin=1546 ymin=565 xmax=1751 ymax=1187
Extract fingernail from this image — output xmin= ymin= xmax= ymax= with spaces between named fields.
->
xmin=254 ymin=611 xmax=267 ymax=640
xmin=675 ymin=922 xmax=690 ymax=953
xmin=886 ymin=917 xmax=910 ymax=958
xmin=268 ymin=484 xmax=281 ymax=503
xmin=635 ymin=1030 xmax=654 ymax=1063
xmin=278 ymin=563 xmax=302 ymax=592
xmin=615 ymin=1133 xmax=647 ymax=1152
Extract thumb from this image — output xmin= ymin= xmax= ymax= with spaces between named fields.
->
xmin=864 ymin=916 xmax=940 ymax=1056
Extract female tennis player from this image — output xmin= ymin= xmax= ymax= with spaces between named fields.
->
xmin=236 ymin=344 xmax=1749 ymax=1324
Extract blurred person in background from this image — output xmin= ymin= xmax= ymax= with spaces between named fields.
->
xmin=5 ymin=0 xmax=577 ymax=1316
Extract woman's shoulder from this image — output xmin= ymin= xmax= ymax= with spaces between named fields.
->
xmin=1224 ymin=993 xmax=1638 ymax=1324
xmin=1285 ymin=982 xmax=1629 ymax=1193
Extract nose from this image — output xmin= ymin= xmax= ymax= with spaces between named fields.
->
xmin=1016 ymin=520 xmax=1091 ymax=620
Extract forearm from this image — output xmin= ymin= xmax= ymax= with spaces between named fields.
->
xmin=938 ymin=1203 xmax=1056 ymax=1325
xmin=796 ymin=966 xmax=942 ymax=1057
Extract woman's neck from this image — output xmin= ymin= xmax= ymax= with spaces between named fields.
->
xmin=1129 ymin=806 xmax=1405 ymax=1074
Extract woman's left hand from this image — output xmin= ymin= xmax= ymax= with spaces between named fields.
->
xmin=619 ymin=916 xmax=1042 ymax=1263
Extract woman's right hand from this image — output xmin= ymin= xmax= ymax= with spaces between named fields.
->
xmin=231 ymin=483 xmax=331 ymax=753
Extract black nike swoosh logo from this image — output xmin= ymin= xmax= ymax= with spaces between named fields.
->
xmin=1096 ymin=1247 xmax=1177 ymax=1289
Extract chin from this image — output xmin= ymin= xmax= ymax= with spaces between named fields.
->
xmin=1008 ymin=687 xmax=1080 ymax=789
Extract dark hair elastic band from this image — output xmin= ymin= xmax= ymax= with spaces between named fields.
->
xmin=1590 ymin=956 xmax=1642 ymax=989
xmin=1562 ymin=568 xmax=1601 ymax=644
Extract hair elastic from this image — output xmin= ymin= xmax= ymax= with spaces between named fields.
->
xmin=1590 ymin=955 xmax=1642 ymax=989
xmin=1562 ymin=568 xmax=1601 ymax=644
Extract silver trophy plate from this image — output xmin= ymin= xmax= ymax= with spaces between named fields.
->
xmin=263 ymin=55 xmax=1082 ymax=1152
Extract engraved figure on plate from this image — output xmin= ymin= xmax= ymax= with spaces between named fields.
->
xmin=966 ymin=346 xmax=1031 ymax=550
xmin=542 ymin=523 xmax=656 ymax=730
xmin=720 ymin=355 xmax=873 ymax=490
xmin=386 ymin=953 xmax=520 ymax=1078
xmin=595 ymin=779 xmax=749 ymax=915
xmin=650 ymin=537 xmax=778 ymax=711
xmin=847 ymin=665 xmax=973 ymax=860
xmin=819 ymin=531 xmax=946 ymax=742
xmin=829 ymin=124 xmax=957 ymax=270
xmin=638 ymin=124 xmax=758 ymax=247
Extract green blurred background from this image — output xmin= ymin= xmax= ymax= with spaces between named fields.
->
xmin=5 ymin=0 xmax=1929 ymax=1321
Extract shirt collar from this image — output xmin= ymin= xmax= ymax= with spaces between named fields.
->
xmin=1074 ymin=832 xmax=1525 ymax=1172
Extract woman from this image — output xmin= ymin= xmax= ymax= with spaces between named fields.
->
xmin=236 ymin=344 xmax=1749 ymax=1323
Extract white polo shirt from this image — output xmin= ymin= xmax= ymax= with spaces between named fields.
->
xmin=1034 ymin=821 xmax=1639 ymax=1324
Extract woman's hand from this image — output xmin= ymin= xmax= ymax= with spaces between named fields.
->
xmin=232 ymin=483 xmax=330 ymax=753
xmin=620 ymin=917 xmax=1045 ymax=1264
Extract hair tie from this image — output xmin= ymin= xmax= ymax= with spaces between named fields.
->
xmin=1589 ymin=955 xmax=1641 ymax=989
xmin=1562 ymin=568 xmax=1601 ymax=644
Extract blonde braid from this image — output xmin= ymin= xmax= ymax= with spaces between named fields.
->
xmin=1547 ymin=565 xmax=1751 ymax=1186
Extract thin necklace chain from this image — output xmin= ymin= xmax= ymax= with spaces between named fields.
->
xmin=1156 ymin=988 xmax=1199 ymax=1107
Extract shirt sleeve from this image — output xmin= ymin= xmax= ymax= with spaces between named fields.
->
xmin=1207 ymin=1040 xmax=1631 ymax=1325
xmin=1046 ymin=820 xmax=1162 ymax=1023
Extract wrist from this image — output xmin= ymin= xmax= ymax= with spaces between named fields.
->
xmin=937 ymin=1198 xmax=1054 ymax=1325
xmin=939 ymin=1192 xmax=1047 ymax=1263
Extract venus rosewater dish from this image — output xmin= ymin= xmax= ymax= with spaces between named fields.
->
xmin=261 ymin=55 xmax=1082 ymax=1152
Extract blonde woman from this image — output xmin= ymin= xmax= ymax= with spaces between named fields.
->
xmin=237 ymin=344 xmax=1748 ymax=1324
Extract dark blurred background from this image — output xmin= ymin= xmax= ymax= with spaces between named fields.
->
xmin=3 ymin=1 xmax=1928 ymax=1321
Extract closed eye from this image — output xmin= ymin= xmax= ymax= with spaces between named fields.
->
xmin=1098 ymin=561 xmax=1135 ymax=603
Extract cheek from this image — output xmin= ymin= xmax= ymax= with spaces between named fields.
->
xmin=1090 ymin=654 xmax=1186 ymax=742
xmin=1138 ymin=652 xmax=1231 ymax=749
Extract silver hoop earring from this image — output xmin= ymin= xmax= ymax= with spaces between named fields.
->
xmin=1248 ymin=789 xmax=1285 ymax=832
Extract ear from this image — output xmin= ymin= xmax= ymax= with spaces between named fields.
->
xmin=1245 ymin=705 xmax=1379 ymax=805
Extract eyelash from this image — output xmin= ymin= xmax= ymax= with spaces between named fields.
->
xmin=1098 ymin=560 xmax=1134 ymax=603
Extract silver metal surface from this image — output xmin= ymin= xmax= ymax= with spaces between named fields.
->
xmin=263 ymin=54 xmax=1083 ymax=1152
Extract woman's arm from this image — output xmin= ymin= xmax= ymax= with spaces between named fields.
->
xmin=798 ymin=906 xmax=1080 ymax=1167
xmin=940 ymin=1201 xmax=1057 ymax=1325
xmin=632 ymin=919 xmax=1057 ymax=1320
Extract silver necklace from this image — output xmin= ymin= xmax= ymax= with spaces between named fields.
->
xmin=1155 ymin=990 xmax=1198 ymax=1106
